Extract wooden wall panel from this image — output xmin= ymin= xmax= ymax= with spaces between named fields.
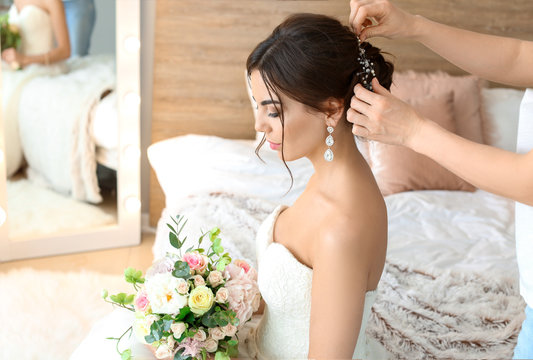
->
xmin=150 ymin=0 xmax=533 ymax=225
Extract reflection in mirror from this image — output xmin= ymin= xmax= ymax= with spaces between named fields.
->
xmin=1 ymin=0 xmax=118 ymax=241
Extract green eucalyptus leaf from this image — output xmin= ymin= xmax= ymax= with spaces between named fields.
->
xmin=169 ymin=232 xmax=180 ymax=249
xmin=172 ymin=261 xmax=191 ymax=279
xmin=167 ymin=223 xmax=176 ymax=233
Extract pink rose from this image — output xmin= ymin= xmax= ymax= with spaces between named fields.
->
xmin=234 ymin=260 xmax=251 ymax=274
xmin=134 ymin=289 xmax=149 ymax=312
xmin=182 ymin=252 xmax=208 ymax=274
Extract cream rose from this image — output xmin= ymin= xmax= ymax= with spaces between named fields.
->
xmin=222 ymin=323 xmax=237 ymax=337
xmin=208 ymin=326 xmax=226 ymax=341
xmin=188 ymin=285 xmax=214 ymax=315
xmin=215 ymin=287 xmax=229 ymax=303
xmin=176 ymin=279 xmax=190 ymax=295
xmin=193 ymin=275 xmax=206 ymax=287
xmin=171 ymin=322 xmax=186 ymax=339
xmin=208 ymin=270 xmax=224 ymax=287
xmin=204 ymin=338 xmax=218 ymax=352
xmin=155 ymin=344 xmax=173 ymax=359
xmin=193 ymin=328 xmax=207 ymax=342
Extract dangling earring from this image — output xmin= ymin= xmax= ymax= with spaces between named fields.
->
xmin=324 ymin=126 xmax=334 ymax=162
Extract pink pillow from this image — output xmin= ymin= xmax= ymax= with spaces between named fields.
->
xmin=391 ymin=71 xmax=487 ymax=144
xmin=368 ymin=92 xmax=476 ymax=196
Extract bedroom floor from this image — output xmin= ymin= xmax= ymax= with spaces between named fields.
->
xmin=0 ymin=232 xmax=155 ymax=274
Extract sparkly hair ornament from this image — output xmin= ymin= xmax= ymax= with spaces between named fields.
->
xmin=356 ymin=37 xmax=376 ymax=91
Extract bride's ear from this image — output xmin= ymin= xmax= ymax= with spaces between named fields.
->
xmin=323 ymin=97 xmax=344 ymax=127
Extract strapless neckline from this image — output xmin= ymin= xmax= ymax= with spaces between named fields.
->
xmin=12 ymin=4 xmax=48 ymax=16
xmin=265 ymin=204 xmax=378 ymax=296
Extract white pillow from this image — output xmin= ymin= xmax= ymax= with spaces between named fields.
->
xmin=482 ymin=87 xmax=524 ymax=152
xmin=147 ymin=134 xmax=314 ymax=215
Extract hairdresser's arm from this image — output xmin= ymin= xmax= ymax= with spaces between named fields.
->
xmin=348 ymin=78 xmax=533 ymax=206
xmin=349 ymin=0 xmax=533 ymax=87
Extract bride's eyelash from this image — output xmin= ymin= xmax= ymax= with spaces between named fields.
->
xmin=268 ymin=112 xmax=279 ymax=118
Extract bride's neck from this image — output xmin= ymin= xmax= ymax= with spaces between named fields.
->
xmin=306 ymin=124 xmax=370 ymax=195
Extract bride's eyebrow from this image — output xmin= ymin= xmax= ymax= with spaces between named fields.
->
xmin=260 ymin=100 xmax=281 ymax=106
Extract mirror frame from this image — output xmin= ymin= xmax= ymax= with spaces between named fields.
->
xmin=0 ymin=0 xmax=141 ymax=261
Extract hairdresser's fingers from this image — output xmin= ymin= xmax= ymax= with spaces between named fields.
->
xmin=352 ymin=124 xmax=371 ymax=138
xmin=346 ymin=107 xmax=371 ymax=128
xmin=349 ymin=96 xmax=372 ymax=116
xmin=353 ymin=83 xmax=381 ymax=105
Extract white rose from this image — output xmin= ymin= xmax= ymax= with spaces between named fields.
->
xmin=222 ymin=323 xmax=237 ymax=337
xmin=193 ymin=329 xmax=207 ymax=342
xmin=145 ymin=273 xmax=188 ymax=314
xmin=215 ymin=287 xmax=229 ymax=303
xmin=133 ymin=313 xmax=159 ymax=344
xmin=155 ymin=344 xmax=173 ymax=359
xmin=193 ymin=275 xmax=205 ymax=287
xmin=171 ymin=322 xmax=186 ymax=339
xmin=204 ymin=338 xmax=218 ymax=352
xmin=176 ymin=279 xmax=190 ymax=295
xmin=208 ymin=326 xmax=226 ymax=341
xmin=208 ymin=271 xmax=224 ymax=287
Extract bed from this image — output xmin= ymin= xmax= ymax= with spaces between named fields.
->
xmin=146 ymin=0 xmax=533 ymax=358
xmin=4 ymin=54 xmax=118 ymax=203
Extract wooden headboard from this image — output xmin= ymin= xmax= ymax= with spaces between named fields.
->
xmin=150 ymin=0 xmax=533 ymax=225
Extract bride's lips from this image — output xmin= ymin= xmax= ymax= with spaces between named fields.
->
xmin=268 ymin=141 xmax=281 ymax=150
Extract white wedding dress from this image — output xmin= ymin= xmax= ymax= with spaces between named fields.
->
xmin=70 ymin=205 xmax=377 ymax=359
xmin=3 ymin=4 xmax=67 ymax=177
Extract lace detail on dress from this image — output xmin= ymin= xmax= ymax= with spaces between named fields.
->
xmin=241 ymin=205 xmax=378 ymax=359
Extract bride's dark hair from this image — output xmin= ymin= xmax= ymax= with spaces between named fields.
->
xmin=246 ymin=13 xmax=394 ymax=191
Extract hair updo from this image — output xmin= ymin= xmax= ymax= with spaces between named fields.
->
xmin=247 ymin=13 xmax=394 ymax=120
xmin=246 ymin=13 xmax=394 ymax=191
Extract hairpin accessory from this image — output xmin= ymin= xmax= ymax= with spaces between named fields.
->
xmin=356 ymin=37 xmax=376 ymax=91
xmin=324 ymin=126 xmax=334 ymax=162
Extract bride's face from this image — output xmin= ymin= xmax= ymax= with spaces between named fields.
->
xmin=249 ymin=70 xmax=326 ymax=161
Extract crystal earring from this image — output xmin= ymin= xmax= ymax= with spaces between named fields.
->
xmin=324 ymin=126 xmax=334 ymax=162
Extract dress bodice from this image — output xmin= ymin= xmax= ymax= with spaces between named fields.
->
xmin=244 ymin=204 xmax=377 ymax=359
xmin=8 ymin=4 xmax=54 ymax=56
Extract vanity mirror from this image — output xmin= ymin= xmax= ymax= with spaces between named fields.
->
xmin=0 ymin=0 xmax=140 ymax=261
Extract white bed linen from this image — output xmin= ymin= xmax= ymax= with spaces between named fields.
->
xmin=149 ymin=135 xmax=517 ymax=279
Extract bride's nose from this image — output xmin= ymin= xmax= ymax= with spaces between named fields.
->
xmin=254 ymin=112 xmax=271 ymax=134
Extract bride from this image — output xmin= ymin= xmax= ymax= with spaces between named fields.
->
xmin=71 ymin=12 xmax=391 ymax=360
xmin=240 ymin=13 xmax=390 ymax=359
xmin=2 ymin=0 xmax=70 ymax=177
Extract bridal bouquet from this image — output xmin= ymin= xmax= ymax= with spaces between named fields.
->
xmin=0 ymin=13 xmax=21 ymax=51
xmin=103 ymin=215 xmax=261 ymax=360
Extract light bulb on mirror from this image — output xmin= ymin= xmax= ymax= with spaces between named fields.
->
xmin=124 ymin=36 xmax=140 ymax=53
xmin=124 ymin=196 xmax=141 ymax=213
xmin=0 ymin=206 xmax=6 ymax=227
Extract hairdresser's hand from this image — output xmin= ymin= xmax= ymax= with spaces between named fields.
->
xmin=349 ymin=0 xmax=418 ymax=41
xmin=347 ymin=78 xmax=425 ymax=147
